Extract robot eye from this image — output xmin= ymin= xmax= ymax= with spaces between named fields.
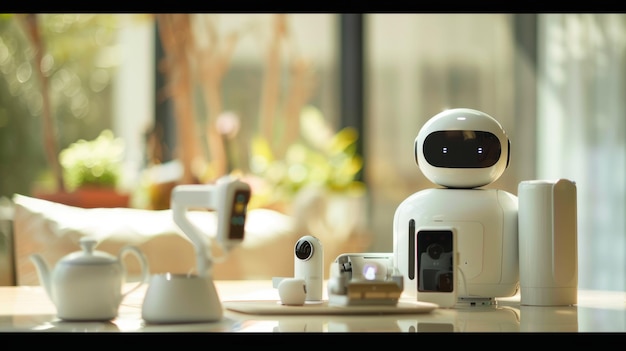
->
xmin=423 ymin=130 xmax=501 ymax=168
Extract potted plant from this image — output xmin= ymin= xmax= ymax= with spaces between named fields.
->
xmin=35 ymin=129 xmax=130 ymax=208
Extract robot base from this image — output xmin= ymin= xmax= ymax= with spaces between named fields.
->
xmin=456 ymin=296 xmax=497 ymax=308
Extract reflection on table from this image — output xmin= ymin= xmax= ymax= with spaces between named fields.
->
xmin=1 ymin=280 xmax=625 ymax=332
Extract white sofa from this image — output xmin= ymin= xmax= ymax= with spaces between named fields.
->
xmin=11 ymin=193 xmax=372 ymax=285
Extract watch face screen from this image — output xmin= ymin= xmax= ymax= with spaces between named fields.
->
xmin=228 ymin=189 xmax=250 ymax=240
xmin=417 ymin=229 xmax=454 ymax=293
xmin=423 ymin=130 xmax=501 ymax=168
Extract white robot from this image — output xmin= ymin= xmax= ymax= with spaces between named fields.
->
xmin=393 ymin=108 xmax=519 ymax=306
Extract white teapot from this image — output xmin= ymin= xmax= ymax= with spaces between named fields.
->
xmin=30 ymin=237 xmax=149 ymax=321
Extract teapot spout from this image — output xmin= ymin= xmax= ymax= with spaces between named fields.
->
xmin=29 ymin=254 xmax=52 ymax=299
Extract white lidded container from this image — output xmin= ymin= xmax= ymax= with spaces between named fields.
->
xmin=518 ymin=179 xmax=578 ymax=306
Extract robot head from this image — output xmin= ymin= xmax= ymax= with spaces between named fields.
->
xmin=414 ymin=108 xmax=510 ymax=188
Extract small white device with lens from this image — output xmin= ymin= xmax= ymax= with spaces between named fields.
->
xmin=272 ymin=235 xmax=324 ymax=305
xmin=293 ymin=235 xmax=324 ymax=302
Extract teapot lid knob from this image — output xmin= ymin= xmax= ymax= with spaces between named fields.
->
xmin=79 ymin=237 xmax=97 ymax=254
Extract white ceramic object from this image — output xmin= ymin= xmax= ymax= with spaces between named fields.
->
xmin=278 ymin=278 xmax=307 ymax=306
xmin=518 ymin=179 xmax=578 ymax=306
xmin=141 ymin=273 xmax=223 ymax=323
xmin=30 ymin=237 xmax=149 ymax=321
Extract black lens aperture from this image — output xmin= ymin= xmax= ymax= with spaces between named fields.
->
xmin=295 ymin=240 xmax=313 ymax=260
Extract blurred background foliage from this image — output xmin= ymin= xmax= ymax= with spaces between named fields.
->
xmin=0 ymin=14 xmax=148 ymax=198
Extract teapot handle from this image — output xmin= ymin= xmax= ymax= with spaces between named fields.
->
xmin=119 ymin=245 xmax=150 ymax=298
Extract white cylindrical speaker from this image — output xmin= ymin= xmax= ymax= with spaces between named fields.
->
xmin=518 ymin=179 xmax=578 ymax=306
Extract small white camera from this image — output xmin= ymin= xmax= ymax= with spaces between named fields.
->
xmin=294 ymin=235 xmax=323 ymax=302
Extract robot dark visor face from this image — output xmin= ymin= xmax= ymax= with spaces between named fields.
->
xmin=423 ymin=130 xmax=501 ymax=168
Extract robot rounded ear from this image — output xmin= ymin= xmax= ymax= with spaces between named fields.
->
xmin=506 ymin=139 xmax=511 ymax=168
xmin=414 ymin=137 xmax=420 ymax=167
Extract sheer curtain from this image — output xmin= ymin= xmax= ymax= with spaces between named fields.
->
xmin=365 ymin=14 xmax=518 ymax=253
xmin=537 ymin=14 xmax=626 ymax=291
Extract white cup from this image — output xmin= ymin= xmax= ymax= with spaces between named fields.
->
xmin=278 ymin=278 xmax=307 ymax=305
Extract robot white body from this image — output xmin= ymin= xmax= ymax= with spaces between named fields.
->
xmin=393 ymin=108 xmax=519 ymax=301
xmin=393 ymin=187 xmax=519 ymax=299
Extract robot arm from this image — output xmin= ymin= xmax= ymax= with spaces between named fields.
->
xmin=171 ymin=175 xmax=251 ymax=277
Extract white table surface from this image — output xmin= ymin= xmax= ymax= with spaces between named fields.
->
xmin=1 ymin=280 xmax=625 ymax=333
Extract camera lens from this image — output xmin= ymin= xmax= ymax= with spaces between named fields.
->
xmin=295 ymin=239 xmax=313 ymax=260
xmin=427 ymin=243 xmax=444 ymax=260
